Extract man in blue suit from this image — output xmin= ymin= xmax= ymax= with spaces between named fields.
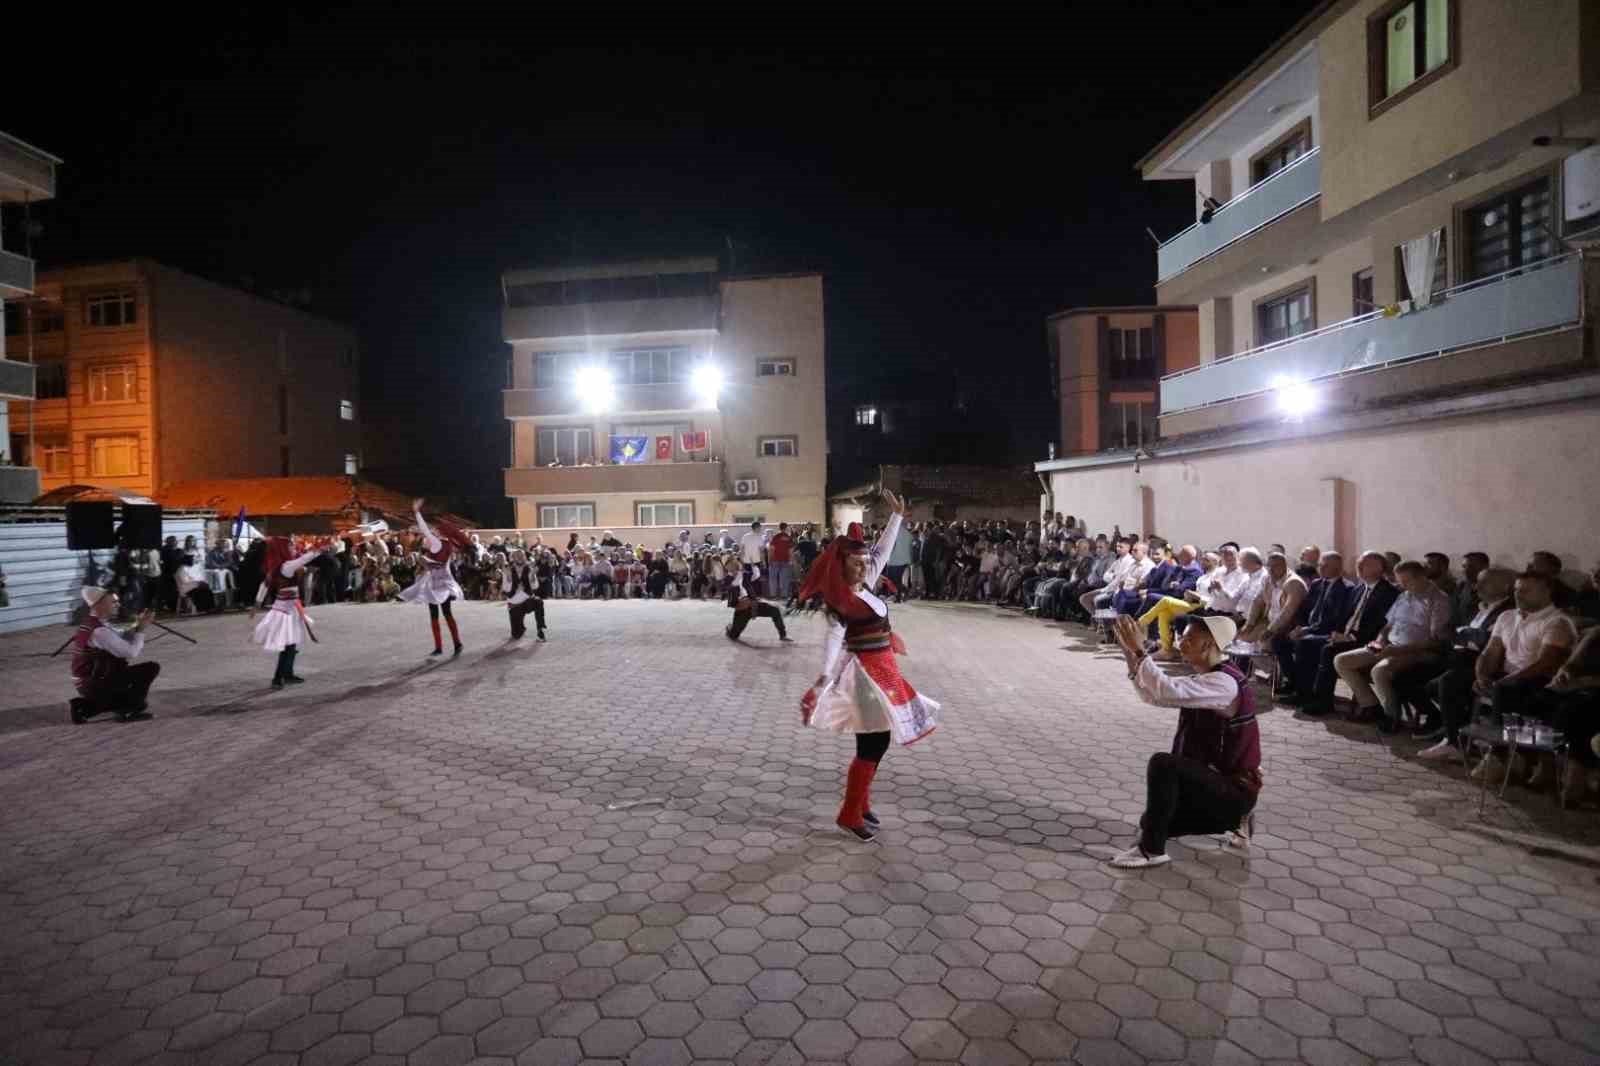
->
xmin=1292 ymin=551 xmax=1399 ymax=716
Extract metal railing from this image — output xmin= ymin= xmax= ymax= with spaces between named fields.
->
xmin=1159 ymin=251 xmax=1586 ymax=415
xmin=1156 ymin=148 xmax=1321 ymax=283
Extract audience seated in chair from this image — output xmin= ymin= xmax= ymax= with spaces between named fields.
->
xmin=1295 ymin=550 xmax=1400 ymax=718
xmin=1329 ymin=559 xmax=1452 ymax=733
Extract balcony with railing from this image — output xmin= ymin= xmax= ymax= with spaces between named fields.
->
xmin=1157 ymin=148 xmax=1321 ymax=284
xmin=504 ymin=379 xmax=717 ymax=419
xmin=505 ymin=460 xmax=723 ymax=498
xmin=0 ymin=132 xmax=58 ymax=203
xmin=0 ymin=249 xmax=35 ymax=297
xmin=0 ymin=355 xmax=35 ymax=401
xmin=1159 ymin=252 xmax=1588 ymax=417
xmin=503 ymin=295 xmax=718 ymax=343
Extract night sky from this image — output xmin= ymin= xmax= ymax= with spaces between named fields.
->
xmin=10 ymin=4 xmax=1304 ymax=525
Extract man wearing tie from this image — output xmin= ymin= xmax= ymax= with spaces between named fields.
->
xmin=1295 ymin=551 xmax=1399 ymax=718
xmin=1275 ymin=551 xmax=1356 ymax=704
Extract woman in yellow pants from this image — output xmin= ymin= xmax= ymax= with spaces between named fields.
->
xmin=1139 ymin=551 xmax=1221 ymax=658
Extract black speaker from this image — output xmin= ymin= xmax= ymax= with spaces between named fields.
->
xmin=117 ymin=504 xmax=164 ymax=550
xmin=65 ymin=501 xmax=117 ymax=550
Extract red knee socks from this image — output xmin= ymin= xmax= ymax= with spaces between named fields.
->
xmin=837 ymin=758 xmax=878 ymax=830
xmin=445 ymin=614 xmax=462 ymax=649
xmin=430 ymin=616 xmax=443 ymax=652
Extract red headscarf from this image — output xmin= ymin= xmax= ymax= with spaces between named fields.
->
xmin=262 ymin=536 xmax=293 ymax=583
xmin=430 ymin=516 xmax=474 ymax=553
xmin=796 ymin=522 xmax=869 ymax=614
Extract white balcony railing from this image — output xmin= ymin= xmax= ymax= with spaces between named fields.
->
xmin=1159 ymin=252 xmax=1586 ymax=415
xmin=0 ymin=248 xmax=35 ymax=296
xmin=1156 ymin=148 xmax=1321 ymax=283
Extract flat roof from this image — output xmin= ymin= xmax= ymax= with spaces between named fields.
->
xmin=504 ymin=257 xmax=721 ymax=287
xmin=1046 ymin=305 xmax=1198 ymax=322
xmin=1135 ymin=0 xmax=1346 ymax=174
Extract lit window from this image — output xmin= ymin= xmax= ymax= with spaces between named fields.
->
xmin=340 ymin=399 xmax=355 ymax=421
xmin=38 ymin=435 xmax=71 ymax=476
xmin=1370 ymin=0 xmax=1454 ymax=112
xmin=637 ymin=502 xmax=693 ymax=526
xmin=855 ymin=406 xmax=878 ymax=427
xmin=90 ymin=435 xmax=140 ymax=477
xmin=85 ymin=292 xmax=137 ymax=328
xmin=758 ymin=359 xmax=796 ymax=377
xmin=87 ymin=363 xmax=138 ymax=404
xmin=759 ymin=436 xmax=797 ymax=458
xmin=344 ymin=453 xmax=359 ymax=475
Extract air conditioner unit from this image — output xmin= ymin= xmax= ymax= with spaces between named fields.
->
xmin=733 ymin=478 xmax=760 ymax=498
xmin=1563 ymin=144 xmax=1600 ymax=223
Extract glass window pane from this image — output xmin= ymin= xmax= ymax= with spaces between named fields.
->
xmin=1423 ymin=0 xmax=1449 ymax=72
xmin=1386 ymin=2 xmax=1417 ymax=97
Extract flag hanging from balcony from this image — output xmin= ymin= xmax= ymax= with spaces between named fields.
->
xmin=655 ymin=436 xmax=672 ymax=461
xmin=610 ymin=435 xmax=649 ymax=464
xmin=680 ymin=430 xmax=708 ymax=452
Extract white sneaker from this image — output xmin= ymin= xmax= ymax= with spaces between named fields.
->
xmin=1220 ymin=829 xmax=1250 ymax=850
xmin=1107 ymin=845 xmax=1171 ymax=869
xmin=1470 ymin=754 xmax=1506 ymax=781
xmin=1417 ymin=739 xmax=1457 ymax=762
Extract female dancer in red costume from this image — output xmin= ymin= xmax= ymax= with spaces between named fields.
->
xmin=798 ymin=489 xmax=938 ymax=840
xmin=252 ymin=536 xmax=328 ymax=688
xmin=400 ymin=498 xmax=472 ymax=656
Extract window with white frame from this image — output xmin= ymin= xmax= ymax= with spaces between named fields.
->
xmin=340 ymin=399 xmax=355 ymax=421
xmin=637 ymin=501 xmax=693 ymax=526
xmin=854 ymin=405 xmax=878 ymax=427
xmin=759 ymin=436 xmax=797 ymax=458
xmin=344 ymin=453 xmax=359 ymax=475
xmin=90 ymin=435 xmax=140 ymax=477
xmin=537 ymin=426 xmax=594 ymax=466
xmin=87 ymin=363 xmax=138 ymax=404
xmin=758 ymin=359 xmax=796 ymax=378
xmin=85 ymin=291 xmax=137 ymax=328
xmin=538 ymin=503 xmax=595 ymax=528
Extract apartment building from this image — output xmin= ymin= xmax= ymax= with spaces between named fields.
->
xmin=6 ymin=260 xmax=362 ymax=499
xmin=500 ymin=258 xmax=826 ymax=531
xmin=1046 ymin=306 xmax=1199 ymax=457
xmin=0 ymin=130 xmax=61 ymax=502
xmin=1038 ymin=0 xmax=1600 ymax=566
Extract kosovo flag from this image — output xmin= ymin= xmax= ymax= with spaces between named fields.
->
xmin=610 ymin=435 xmax=649 ymax=464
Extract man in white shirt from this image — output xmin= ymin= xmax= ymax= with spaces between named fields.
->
xmin=1111 ymin=541 xmax=1157 ymax=614
xmin=1469 ymin=570 xmax=1578 ymax=782
xmin=70 ymin=586 xmax=160 ymax=723
xmin=1202 ymin=544 xmax=1251 ymax=617
xmin=1332 ymin=560 xmax=1452 ymax=733
xmin=1079 ymin=537 xmax=1135 ymax=619
xmin=740 ymin=521 xmax=766 ymax=567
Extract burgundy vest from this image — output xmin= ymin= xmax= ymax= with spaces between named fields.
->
xmin=71 ymin=618 xmax=117 ymax=692
xmin=1172 ymin=662 xmax=1262 ymax=795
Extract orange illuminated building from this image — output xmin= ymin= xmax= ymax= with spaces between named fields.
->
xmin=6 ymin=260 xmax=361 ymax=499
xmin=1045 ymin=306 xmax=1198 ymax=456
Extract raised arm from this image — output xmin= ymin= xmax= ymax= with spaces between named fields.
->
xmin=280 ymin=549 xmax=320 ymax=579
xmin=863 ymin=513 xmax=903 ymax=589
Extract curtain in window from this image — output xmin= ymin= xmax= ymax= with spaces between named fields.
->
xmin=1401 ymin=229 xmax=1443 ymax=310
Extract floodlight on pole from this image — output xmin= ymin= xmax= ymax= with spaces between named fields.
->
xmin=1273 ymin=376 xmax=1318 ymax=419
xmin=692 ymin=363 xmax=724 ymax=408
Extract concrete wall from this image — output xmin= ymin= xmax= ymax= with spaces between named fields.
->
xmin=715 ymin=275 xmax=827 ymax=517
xmin=148 ymin=263 xmax=360 ymax=486
xmin=1047 ymin=401 xmax=1600 ymax=573
xmin=513 ymin=490 xmax=738 ymax=532
xmin=1319 ymin=0 xmax=1585 ymax=220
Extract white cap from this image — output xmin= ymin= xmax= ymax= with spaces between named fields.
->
xmin=81 ymin=586 xmax=109 ymax=607
xmin=1194 ymin=614 xmax=1238 ymax=650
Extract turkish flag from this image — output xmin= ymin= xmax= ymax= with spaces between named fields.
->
xmin=655 ymin=436 xmax=672 ymax=461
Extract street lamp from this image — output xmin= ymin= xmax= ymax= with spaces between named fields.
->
xmin=692 ymin=364 xmax=724 ymax=408
xmin=575 ymin=365 xmax=613 ymax=414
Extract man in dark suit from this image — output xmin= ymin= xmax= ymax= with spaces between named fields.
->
xmin=1296 ymin=551 xmax=1399 ymax=717
xmin=1274 ymin=551 xmax=1357 ymax=702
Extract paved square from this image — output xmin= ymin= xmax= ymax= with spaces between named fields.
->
xmin=2 ymin=598 xmax=1598 ymax=1066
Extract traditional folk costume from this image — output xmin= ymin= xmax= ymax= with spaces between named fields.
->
xmin=725 ymin=563 xmax=790 ymax=643
xmin=503 ymin=552 xmax=547 ymax=641
xmin=252 ymin=537 xmax=323 ymax=688
xmin=1110 ymin=614 xmax=1263 ymax=869
xmin=399 ymin=508 xmax=469 ymax=655
xmin=800 ymin=514 xmax=938 ymax=841
xmin=70 ymin=587 xmax=160 ymax=723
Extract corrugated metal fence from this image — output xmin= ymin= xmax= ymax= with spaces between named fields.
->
xmin=0 ymin=515 xmax=208 ymax=635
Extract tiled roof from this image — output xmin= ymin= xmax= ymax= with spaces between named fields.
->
xmin=155 ymin=476 xmax=476 ymax=528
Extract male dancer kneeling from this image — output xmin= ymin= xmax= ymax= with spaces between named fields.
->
xmin=726 ymin=564 xmax=794 ymax=644
xmin=503 ymin=549 xmax=547 ymax=641
xmin=70 ymin=587 xmax=160 ymax=723
xmin=1106 ymin=611 xmax=1261 ymax=869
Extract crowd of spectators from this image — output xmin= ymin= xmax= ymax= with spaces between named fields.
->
xmin=1010 ymin=518 xmax=1600 ymax=807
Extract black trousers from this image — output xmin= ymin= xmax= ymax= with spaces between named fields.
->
xmin=426 ymin=599 xmax=456 ymax=621
xmin=1139 ymin=752 xmax=1254 ymax=856
xmin=729 ymin=601 xmax=786 ymax=639
xmin=856 ymin=731 xmax=890 ymax=763
xmin=1309 ymin=638 xmax=1360 ymax=700
xmin=508 ymin=597 xmax=546 ymax=638
xmin=80 ymin=661 xmax=161 ymax=714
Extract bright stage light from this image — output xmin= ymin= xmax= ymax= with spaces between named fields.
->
xmin=1274 ymin=377 xmax=1318 ymax=419
xmin=693 ymin=364 xmax=724 ymax=406
xmin=575 ymin=366 xmax=614 ymax=413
